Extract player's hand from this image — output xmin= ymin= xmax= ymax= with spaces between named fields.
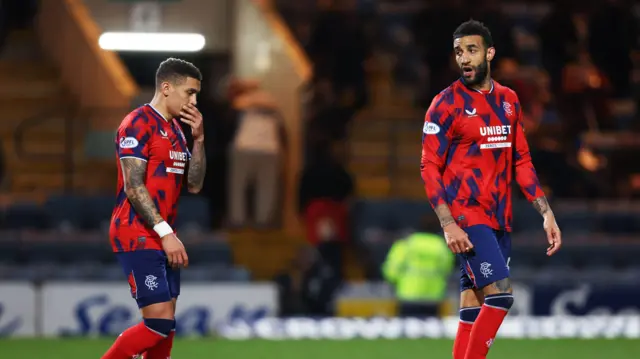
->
xmin=179 ymin=104 xmax=204 ymax=142
xmin=443 ymin=223 xmax=474 ymax=254
xmin=161 ymin=233 xmax=189 ymax=268
xmin=543 ymin=213 xmax=562 ymax=256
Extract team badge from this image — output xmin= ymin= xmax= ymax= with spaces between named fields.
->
xmin=502 ymin=101 xmax=513 ymax=116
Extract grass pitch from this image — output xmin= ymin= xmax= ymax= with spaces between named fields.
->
xmin=1 ymin=338 xmax=639 ymax=358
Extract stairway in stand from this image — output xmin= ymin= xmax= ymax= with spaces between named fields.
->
xmin=348 ymin=53 xmax=425 ymax=200
xmin=0 ymin=29 xmax=116 ymax=204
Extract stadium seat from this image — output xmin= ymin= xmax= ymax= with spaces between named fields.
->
xmin=599 ymin=213 xmax=639 ymax=234
xmin=174 ymin=195 xmax=211 ymax=230
xmin=187 ymin=242 xmax=233 ymax=266
xmin=554 ymin=211 xmax=596 ymax=234
xmin=230 ymin=266 xmax=252 ymax=282
xmin=181 ymin=265 xmax=217 ymax=281
xmin=97 ymin=263 xmax=126 ymax=281
xmin=83 ymin=195 xmax=114 ymax=231
xmin=15 ymin=262 xmax=59 ymax=282
xmin=0 ymin=262 xmax=17 ymax=279
xmin=0 ymin=237 xmax=22 ymax=262
xmin=43 ymin=194 xmax=85 ymax=230
xmin=2 ymin=202 xmax=48 ymax=230
xmin=210 ymin=265 xmax=248 ymax=282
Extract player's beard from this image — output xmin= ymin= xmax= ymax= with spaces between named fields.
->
xmin=461 ymin=60 xmax=489 ymax=87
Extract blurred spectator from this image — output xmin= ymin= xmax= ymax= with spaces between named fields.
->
xmin=298 ymin=140 xmax=354 ymax=276
xmin=228 ymin=85 xmax=287 ymax=228
xmin=382 ymin=215 xmax=454 ymax=317
xmin=274 ymin=245 xmax=342 ymax=317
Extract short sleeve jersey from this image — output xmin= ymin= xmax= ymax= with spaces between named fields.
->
xmin=109 ymin=104 xmax=191 ymax=252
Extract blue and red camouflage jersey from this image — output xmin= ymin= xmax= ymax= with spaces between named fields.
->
xmin=420 ymin=79 xmax=544 ymax=232
xmin=109 ymin=104 xmax=191 ymax=252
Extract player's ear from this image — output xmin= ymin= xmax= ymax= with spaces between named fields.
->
xmin=161 ymin=81 xmax=171 ymax=97
xmin=486 ymin=47 xmax=495 ymax=62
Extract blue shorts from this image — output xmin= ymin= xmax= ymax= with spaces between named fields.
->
xmin=458 ymin=225 xmax=511 ymax=292
xmin=116 ymin=249 xmax=180 ymax=309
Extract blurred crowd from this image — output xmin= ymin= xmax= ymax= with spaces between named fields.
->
xmin=275 ymin=0 xmax=639 ymax=200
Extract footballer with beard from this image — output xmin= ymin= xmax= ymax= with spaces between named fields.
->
xmin=419 ymin=20 xmax=562 ymax=359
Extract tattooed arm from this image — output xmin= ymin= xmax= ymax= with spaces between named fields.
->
xmin=434 ymin=204 xmax=456 ymax=228
xmin=121 ymin=158 xmax=164 ymax=227
xmin=187 ymin=139 xmax=206 ymax=193
xmin=532 ymin=196 xmax=552 ymax=217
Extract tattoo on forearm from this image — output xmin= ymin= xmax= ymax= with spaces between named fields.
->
xmin=121 ymin=158 xmax=164 ymax=227
xmin=434 ymin=204 xmax=456 ymax=227
xmin=532 ymin=196 xmax=550 ymax=216
xmin=490 ymin=278 xmax=512 ymax=293
xmin=187 ymin=141 xmax=206 ymax=192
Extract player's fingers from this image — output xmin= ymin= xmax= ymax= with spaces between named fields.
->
xmin=546 ymin=230 xmax=555 ymax=245
xmin=446 ymin=240 xmax=455 ymax=252
xmin=451 ymin=241 xmax=463 ymax=254
xmin=185 ymin=105 xmax=201 ymax=117
xmin=171 ymin=254 xmax=181 ymax=269
xmin=547 ymin=238 xmax=560 ymax=256
xmin=177 ymin=253 xmax=184 ymax=266
xmin=552 ymin=233 xmax=562 ymax=251
xmin=463 ymin=238 xmax=474 ymax=251
xmin=179 ymin=111 xmax=196 ymax=121
xmin=166 ymin=252 xmax=174 ymax=266
xmin=181 ymin=250 xmax=189 ymax=268
xmin=180 ymin=118 xmax=196 ymax=127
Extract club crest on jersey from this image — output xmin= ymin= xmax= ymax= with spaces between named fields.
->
xmin=423 ymin=122 xmax=440 ymax=135
xmin=119 ymin=136 xmax=139 ymax=149
xmin=503 ymin=101 xmax=513 ymax=116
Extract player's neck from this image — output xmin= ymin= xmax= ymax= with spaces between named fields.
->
xmin=469 ymin=77 xmax=493 ymax=93
xmin=149 ymin=95 xmax=171 ymax=122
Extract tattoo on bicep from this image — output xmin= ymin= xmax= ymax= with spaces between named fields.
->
xmin=434 ymin=204 xmax=456 ymax=227
xmin=532 ymin=196 xmax=550 ymax=216
xmin=490 ymin=278 xmax=512 ymax=293
xmin=121 ymin=158 xmax=163 ymax=227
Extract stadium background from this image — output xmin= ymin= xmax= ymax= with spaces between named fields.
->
xmin=0 ymin=0 xmax=639 ymax=357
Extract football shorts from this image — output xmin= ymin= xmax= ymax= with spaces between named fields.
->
xmin=116 ymin=249 xmax=180 ymax=308
xmin=458 ymin=225 xmax=511 ymax=292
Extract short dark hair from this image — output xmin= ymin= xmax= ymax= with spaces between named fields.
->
xmin=453 ymin=19 xmax=494 ymax=48
xmin=155 ymin=58 xmax=202 ymax=88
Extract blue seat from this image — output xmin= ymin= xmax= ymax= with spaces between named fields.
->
xmin=174 ymin=195 xmax=211 ymax=230
xmin=187 ymin=242 xmax=233 ymax=266
xmin=83 ymin=195 xmax=114 ymax=231
xmin=0 ymin=237 xmax=21 ymax=262
xmin=3 ymin=202 xmax=48 ymax=230
xmin=44 ymin=195 xmax=85 ymax=230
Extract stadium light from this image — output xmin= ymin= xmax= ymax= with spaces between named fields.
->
xmin=98 ymin=32 xmax=206 ymax=52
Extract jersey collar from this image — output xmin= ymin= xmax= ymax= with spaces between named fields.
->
xmin=146 ymin=103 xmax=169 ymax=122
xmin=459 ymin=78 xmax=494 ymax=95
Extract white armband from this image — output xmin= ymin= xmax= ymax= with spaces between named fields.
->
xmin=153 ymin=221 xmax=173 ymax=238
